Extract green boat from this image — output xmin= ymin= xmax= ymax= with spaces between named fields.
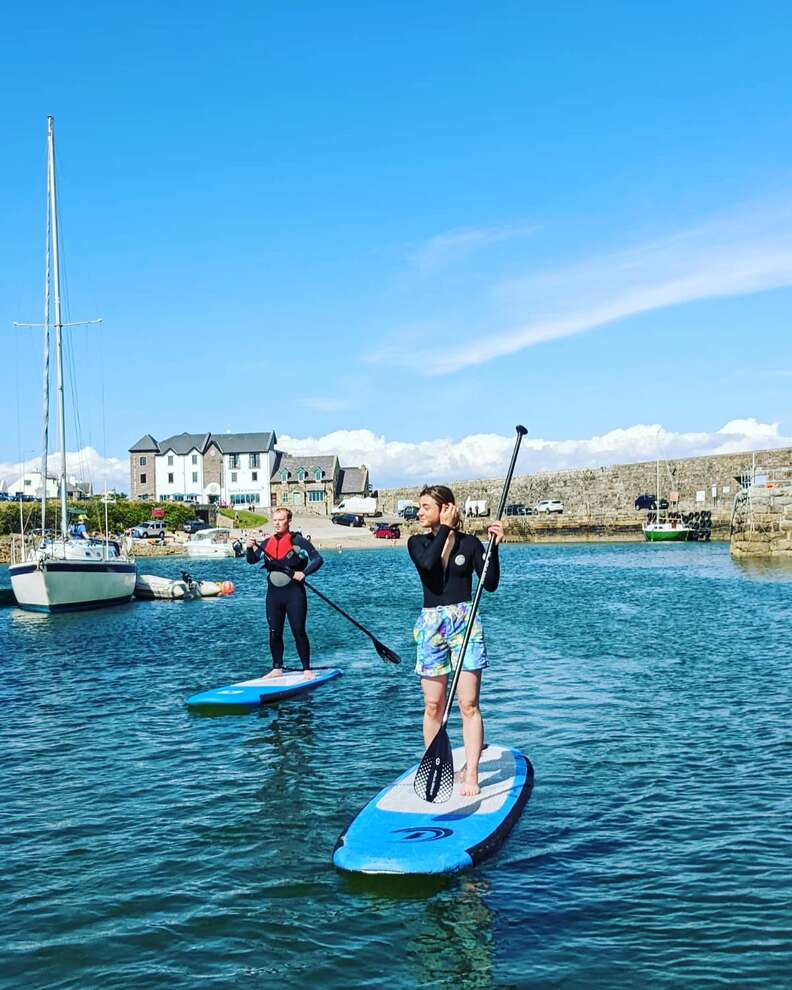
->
xmin=642 ymin=456 xmax=691 ymax=542
xmin=643 ymin=521 xmax=690 ymax=542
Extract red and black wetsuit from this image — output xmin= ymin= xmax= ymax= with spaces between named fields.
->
xmin=246 ymin=531 xmax=323 ymax=670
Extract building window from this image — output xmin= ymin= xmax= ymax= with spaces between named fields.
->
xmin=251 ymin=471 xmax=258 ymax=481
xmin=308 ymin=490 xmax=325 ymax=502
xmin=168 ymin=455 xmax=174 ymax=466
xmin=297 ymin=468 xmax=307 ymax=482
xmin=229 ymin=454 xmax=240 ymax=469
xmin=140 ymin=473 xmax=146 ymax=484
xmin=24 ymin=479 xmax=31 ymax=487
xmin=231 ymin=471 xmax=238 ymax=482
xmin=249 ymin=453 xmax=260 ymax=469
xmin=280 ymin=469 xmax=289 ymax=482
xmin=282 ymin=492 xmax=289 ymax=504
xmin=191 ymin=454 xmax=198 ymax=465
xmin=192 ymin=472 xmax=198 ymax=483
xmin=314 ymin=468 xmax=323 ymax=481
xmin=168 ymin=473 xmax=174 ymax=484
xmin=140 ymin=456 xmax=147 ymax=466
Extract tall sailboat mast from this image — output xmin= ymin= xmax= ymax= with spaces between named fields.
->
xmin=47 ymin=115 xmax=68 ymax=539
xmin=40 ymin=129 xmax=52 ymax=534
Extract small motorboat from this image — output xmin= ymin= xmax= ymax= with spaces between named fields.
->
xmin=186 ymin=528 xmax=235 ymax=558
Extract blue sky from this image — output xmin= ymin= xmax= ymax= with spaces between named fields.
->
xmin=2 ymin=1 xmax=791 ymax=490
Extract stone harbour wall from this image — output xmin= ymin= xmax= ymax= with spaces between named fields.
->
xmin=379 ymin=446 xmax=792 ymax=523
xmin=730 ymin=485 xmax=792 ymax=557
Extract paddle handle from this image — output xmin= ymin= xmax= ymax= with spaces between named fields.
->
xmin=440 ymin=425 xmax=527 ymax=727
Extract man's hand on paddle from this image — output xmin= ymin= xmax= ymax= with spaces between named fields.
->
xmin=291 ymin=571 xmax=305 ymax=582
xmin=487 ymin=521 xmax=504 ymax=545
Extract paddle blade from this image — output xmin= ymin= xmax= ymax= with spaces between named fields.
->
xmin=413 ymin=727 xmax=454 ymax=803
xmin=373 ymin=638 xmax=401 ymax=665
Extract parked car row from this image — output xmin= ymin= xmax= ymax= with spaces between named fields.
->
xmin=506 ymin=500 xmax=564 ymax=515
xmin=371 ymin=522 xmax=401 ymax=540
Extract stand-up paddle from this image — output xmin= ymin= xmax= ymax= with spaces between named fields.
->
xmin=413 ymin=425 xmax=527 ymax=803
xmin=262 ymin=552 xmax=401 ymax=665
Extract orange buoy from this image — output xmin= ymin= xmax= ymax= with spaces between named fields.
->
xmin=221 ymin=580 xmax=235 ymax=596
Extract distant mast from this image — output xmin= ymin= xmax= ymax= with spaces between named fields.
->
xmin=47 ymin=115 xmax=68 ymax=538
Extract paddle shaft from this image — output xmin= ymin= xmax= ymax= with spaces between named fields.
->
xmin=439 ymin=425 xmax=527 ymax=728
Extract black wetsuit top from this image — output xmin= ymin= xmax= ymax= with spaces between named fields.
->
xmin=408 ymin=525 xmax=499 ymax=608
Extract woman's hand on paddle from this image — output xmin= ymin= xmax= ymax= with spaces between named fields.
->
xmin=487 ymin=521 xmax=504 ymax=545
xmin=246 ymin=537 xmax=257 ymax=550
xmin=439 ymin=503 xmax=459 ymax=528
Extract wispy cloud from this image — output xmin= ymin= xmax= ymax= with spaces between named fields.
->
xmin=374 ymin=201 xmax=792 ymax=374
xmin=278 ymin=417 xmax=791 ymax=487
xmin=409 ymin=223 xmax=538 ymax=273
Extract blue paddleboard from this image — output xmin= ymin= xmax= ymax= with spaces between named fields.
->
xmin=333 ymin=744 xmax=533 ymax=875
xmin=186 ymin=668 xmax=342 ymax=708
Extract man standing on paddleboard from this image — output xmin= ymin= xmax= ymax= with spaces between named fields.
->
xmin=408 ymin=485 xmax=503 ymax=796
xmin=246 ymin=507 xmax=323 ymax=680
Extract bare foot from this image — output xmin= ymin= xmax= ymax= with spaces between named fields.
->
xmin=264 ymin=668 xmax=284 ymax=679
xmin=459 ymin=776 xmax=481 ymax=797
xmin=302 ymin=670 xmax=317 ymax=680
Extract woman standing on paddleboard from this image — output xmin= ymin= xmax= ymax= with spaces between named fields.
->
xmin=246 ymin=507 xmax=323 ymax=680
xmin=408 ymin=485 xmax=503 ymax=796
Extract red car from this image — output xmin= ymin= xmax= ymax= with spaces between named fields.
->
xmin=372 ymin=523 xmax=401 ymax=540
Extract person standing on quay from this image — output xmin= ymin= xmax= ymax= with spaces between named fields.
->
xmin=246 ymin=507 xmax=323 ymax=679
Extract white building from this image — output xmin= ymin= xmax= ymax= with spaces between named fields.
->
xmin=129 ymin=431 xmax=278 ymax=506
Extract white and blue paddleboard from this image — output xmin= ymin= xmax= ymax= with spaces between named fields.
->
xmin=333 ymin=744 xmax=533 ymax=875
xmin=186 ymin=668 xmax=342 ymax=709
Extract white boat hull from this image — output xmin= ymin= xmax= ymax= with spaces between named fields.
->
xmin=9 ymin=559 xmax=137 ymax=612
xmin=186 ymin=544 xmax=235 ymax=558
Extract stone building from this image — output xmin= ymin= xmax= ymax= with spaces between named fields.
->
xmin=129 ymin=430 xmax=370 ymax=512
xmin=269 ymin=454 xmax=369 ymax=515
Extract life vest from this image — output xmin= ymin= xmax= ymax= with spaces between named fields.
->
xmin=264 ymin=531 xmax=294 ymax=561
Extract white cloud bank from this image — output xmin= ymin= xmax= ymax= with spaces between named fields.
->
xmin=279 ymin=418 xmax=791 ymax=487
xmin=3 ymin=420 xmax=786 ymax=495
xmin=0 ymin=447 xmax=128 ymax=494
xmin=372 ymin=202 xmax=792 ymax=374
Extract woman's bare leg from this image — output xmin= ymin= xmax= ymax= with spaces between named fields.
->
xmin=457 ymin=670 xmax=483 ymax=796
xmin=420 ymin=674 xmax=447 ymax=747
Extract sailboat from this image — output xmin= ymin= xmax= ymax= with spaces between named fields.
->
xmin=642 ymin=456 xmax=691 ymax=543
xmin=9 ymin=117 xmax=137 ymax=612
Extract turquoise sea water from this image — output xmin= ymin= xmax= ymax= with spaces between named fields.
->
xmin=1 ymin=543 xmax=791 ymax=989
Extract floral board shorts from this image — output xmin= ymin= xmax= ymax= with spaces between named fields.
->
xmin=413 ymin=602 xmax=488 ymax=678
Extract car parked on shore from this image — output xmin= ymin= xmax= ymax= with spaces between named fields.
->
xmin=634 ymin=494 xmax=669 ymax=510
xmin=371 ymin=522 xmax=401 ymax=540
xmin=533 ymin=499 xmax=564 ymax=514
xmin=131 ymin=520 xmax=166 ymax=539
xmin=331 ymin=513 xmax=364 ymax=528
xmin=506 ymin=503 xmax=534 ymax=516
xmin=183 ymin=519 xmax=209 ymax=535
xmin=399 ymin=505 xmax=419 ymax=520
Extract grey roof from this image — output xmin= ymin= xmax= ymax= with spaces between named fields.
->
xmin=211 ymin=432 xmax=276 ymax=455
xmin=271 ymin=452 xmax=339 ymax=480
xmin=339 ymin=466 xmax=369 ymax=495
xmin=158 ymin=432 xmax=211 ymax=456
xmin=129 ymin=434 xmax=159 ymax=452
